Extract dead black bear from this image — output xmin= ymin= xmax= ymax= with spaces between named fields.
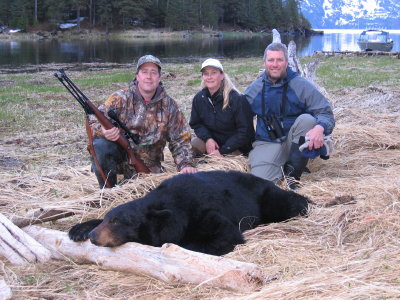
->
xmin=69 ymin=170 xmax=309 ymax=255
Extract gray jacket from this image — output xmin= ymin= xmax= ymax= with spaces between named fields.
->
xmin=245 ymin=68 xmax=335 ymax=142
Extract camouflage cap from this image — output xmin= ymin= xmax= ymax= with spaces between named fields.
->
xmin=136 ymin=54 xmax=162 ymax=71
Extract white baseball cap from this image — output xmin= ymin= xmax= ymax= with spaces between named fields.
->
xmin=201 ymin=58 xmax=224 ymax=72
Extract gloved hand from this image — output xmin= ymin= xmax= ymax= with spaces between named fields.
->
xmin=298 ymin=136 xmax=334 ymax=160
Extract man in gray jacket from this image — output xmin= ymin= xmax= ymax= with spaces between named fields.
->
xmin=245 ymin=42 xmax=335 ymax=189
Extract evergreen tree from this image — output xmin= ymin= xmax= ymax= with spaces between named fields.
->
xmin=146 ymin=0 xmax=168 ymax=27
xmin=0 ymin=0 xmax=312 ymax=31
xmin=44 ymin=0 xmax=69 ymax=23
xmin=223 ymin=0 xmax=246 ymax=27
xmin=10 ymin=0 xmax=34 ymax=28
xmin=0 ymin=0 xmax=12 ymax=25
xmin=165 ymin=0 xmax=191 ymax=30
xmin=283 ymin=0 xmax=300 ymax=29
xmin=199 ymin=0 xmax=218 ymax=29
xmin=115 ymin=0 xmax=151 ymax=27
xmin=96 ymin=0 xmax=114 ymax=33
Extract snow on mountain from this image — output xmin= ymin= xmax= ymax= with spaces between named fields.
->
xmin=300 ymin=0 xmax=400 ymax=29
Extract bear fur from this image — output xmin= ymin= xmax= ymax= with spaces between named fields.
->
xmin=69 ymin=170 xmax=309 ymax=255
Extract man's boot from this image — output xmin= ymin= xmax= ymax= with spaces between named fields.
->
xmin=284 ymin=142 xmax=309 ymax=190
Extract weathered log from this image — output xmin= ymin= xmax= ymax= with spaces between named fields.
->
xmin=23 ymin=226 xmax=266 ymax=292
xmin=272 ymin=28 xmax=281 ymax=43
xmin=288 ymin=40 xmax=305 ymax=76
xmin=0 ymin=213 xmax=51 ymax=264
xmin=0 ymin=278 xmax=12 ymax=300
xmin=304 ymin=58 xmax=319 ymax=83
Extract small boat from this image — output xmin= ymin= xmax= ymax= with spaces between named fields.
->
xmin=357 ymin=30 xmax=394 ymax=52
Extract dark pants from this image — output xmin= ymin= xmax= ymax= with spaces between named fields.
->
xmin=90 ymin=138 xmax=131 ymax=188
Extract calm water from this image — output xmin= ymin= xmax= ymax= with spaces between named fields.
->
xmin=0 ymin=29 xmax=399 ymax=68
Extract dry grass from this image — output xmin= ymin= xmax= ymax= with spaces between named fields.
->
xmin=0 ymin=57 xmax=399 ymax=299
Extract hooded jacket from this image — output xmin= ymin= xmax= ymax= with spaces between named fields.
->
xmin=245 ymin=67 xmax=335 ymax=143
xmin=90 ymin=80 xmax=194 ymax=171
xmin=189 ymin=88 xmax=254 ymax=155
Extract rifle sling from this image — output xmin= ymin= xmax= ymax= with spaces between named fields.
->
xmin=85 ymin=117 xmax=112 ymax=188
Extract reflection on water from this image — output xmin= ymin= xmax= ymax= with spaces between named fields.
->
xmin=0 ymin=30 xmax=399 ymax=67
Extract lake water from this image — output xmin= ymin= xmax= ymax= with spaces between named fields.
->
xmin=0 ymin=29 xmax=399 ymax=68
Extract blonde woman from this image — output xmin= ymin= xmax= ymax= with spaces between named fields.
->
xmin=189 ymin=58 xmax=254 ymax=156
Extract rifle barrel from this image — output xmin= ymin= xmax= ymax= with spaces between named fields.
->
xmin=55 ymin=70 xmax=150 ymax=174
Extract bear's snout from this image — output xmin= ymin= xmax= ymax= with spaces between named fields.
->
xmin=85 ymin=221 xmax=117 ymax=247
xmin=88 ymin=230 xmax=100 ymax=246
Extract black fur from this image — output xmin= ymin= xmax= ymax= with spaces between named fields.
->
xmin=69 ymin=170 xmax=309 ymax=255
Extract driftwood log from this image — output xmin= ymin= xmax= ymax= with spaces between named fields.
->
xmin=0 ymin=213 xmax=51 ymax=264
xmin=22 ymin=225 xmax=266 ymax=292
xmin=0 ymin=278 xmax=12 ymax=300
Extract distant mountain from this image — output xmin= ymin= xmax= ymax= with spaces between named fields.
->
xmin=300 ymin=0 xmax=400 ymax=29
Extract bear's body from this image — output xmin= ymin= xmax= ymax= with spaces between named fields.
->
xmin=69 ymin=170 xmax=309 ymax=255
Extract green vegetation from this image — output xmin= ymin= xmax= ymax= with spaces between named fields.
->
xmin=186 ymin=79 xmax=201 ymax=87
xmin=78 ymin=72 xmax=134 ymax=88
xmin=317 ymin=56 xmax=398 ymax=90
xmin=1 ymin=56 xmax=398 ymax=134
xmin=0 ymin=0 xmax=309 ymax=34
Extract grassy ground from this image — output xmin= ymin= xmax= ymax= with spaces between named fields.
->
xmin=0 ymin=55 xmax=400 ymax=299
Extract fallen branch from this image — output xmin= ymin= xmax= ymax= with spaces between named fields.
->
xmin=11 ymin=198 xmax=102 ymax=228
xmin=23 ymin=225 xmax=266 ymax=292
xmin=11 ymin=209 xmax=75 ymax=228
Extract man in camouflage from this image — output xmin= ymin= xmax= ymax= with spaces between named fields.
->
xmin=90 ymin=54 xmax=197 ymax=188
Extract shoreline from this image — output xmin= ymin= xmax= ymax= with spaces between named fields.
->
xmin=0 ymin=27 xmax=325 ymax=41
xmin=0 ymin=28 xmax=268 ymax=41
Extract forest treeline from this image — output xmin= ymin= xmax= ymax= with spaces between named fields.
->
xmin=0 ymin=0 xmax=311 ymax=33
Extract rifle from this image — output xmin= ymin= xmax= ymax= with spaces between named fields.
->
xmin=54 ymin=69 xmax=150 ymax=183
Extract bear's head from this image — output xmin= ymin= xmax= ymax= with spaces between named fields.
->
xmin=88 ymin=199 xmax=187 ymax=248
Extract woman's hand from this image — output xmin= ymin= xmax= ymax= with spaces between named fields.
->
xmin=205 ymin=138 xmax=219 ymax=154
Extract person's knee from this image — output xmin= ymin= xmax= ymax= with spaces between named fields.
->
xmin=191 ymin=137 xmax=206 ymax=154
xmin=295 ymin=114 xmax=316 ymax=129
xmin=250 ymin=164 xmax=281 ymax=182
xmin=92 ymin=138 xmax=125 ymax=170
xmin=290 ymin=114 xmax=317 ymax=142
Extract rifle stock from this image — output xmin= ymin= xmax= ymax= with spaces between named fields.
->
xmin=55 ymin=70 xmax=150 ymax=174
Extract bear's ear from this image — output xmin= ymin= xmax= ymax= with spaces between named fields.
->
xmin=147 ymin=208 xmax=172 ymax=219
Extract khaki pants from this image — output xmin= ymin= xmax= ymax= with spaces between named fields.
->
xmin=191 ymin=137 xmax=242 ymax=156
xmin=248 ymin=114 xmax=316 ymax=181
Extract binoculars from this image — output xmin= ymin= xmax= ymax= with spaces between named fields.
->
xmin=262 ymin=113 xmax=285 ymax=141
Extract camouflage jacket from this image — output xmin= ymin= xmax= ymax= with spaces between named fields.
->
xmin=90 ymin=80 xmax=194 ymax=172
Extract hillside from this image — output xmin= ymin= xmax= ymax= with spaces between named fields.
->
xmin=300 ymin=0 xmax=400 ymax=29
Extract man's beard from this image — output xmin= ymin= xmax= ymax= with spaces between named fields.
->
xmin=267 ymin=70 xmax=287 ymax=82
